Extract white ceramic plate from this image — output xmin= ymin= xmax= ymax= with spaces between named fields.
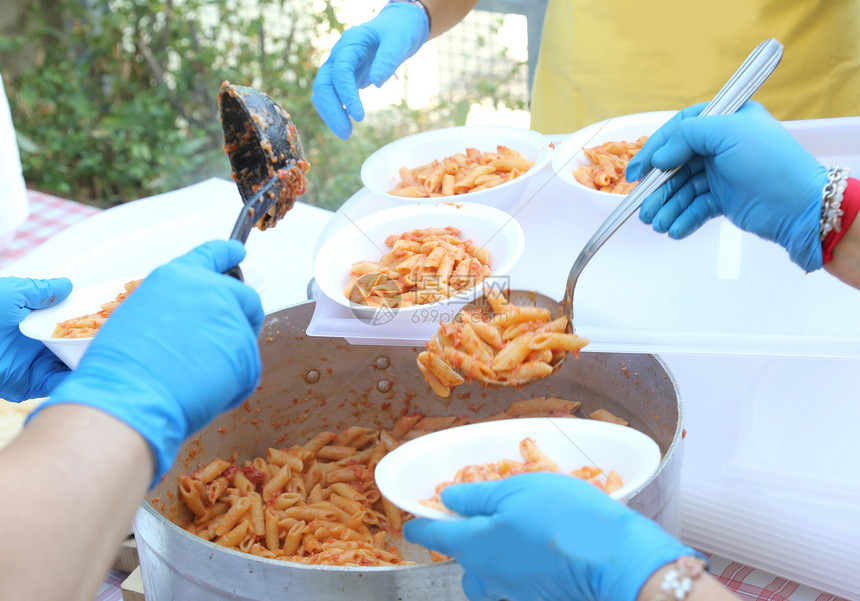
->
xmin=375 ymin=417 xmax=662 ymax=521
xmin=313 ymin=201 xmax=524 ymax=322
xmin=18 ymin=264 xmax=269 ymax=371
xmin=361 ymin=125 xmax=552 ymax=212
xmin=18 ymin=275 xmax=143 ymax=370
xmin=550 ymin=111 xmax=676 ymax=212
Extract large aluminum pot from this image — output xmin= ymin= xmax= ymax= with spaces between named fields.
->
xmin=134 ymin=301 xmax=684 ymax=601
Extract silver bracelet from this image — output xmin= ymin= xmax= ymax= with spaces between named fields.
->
xmin=820 ymin=166 xmax=851 ymax=241
xmin=651 ymin=556 xmax=708 ymax=601
xmin=388 ymin=0 xmax=432 ymax=31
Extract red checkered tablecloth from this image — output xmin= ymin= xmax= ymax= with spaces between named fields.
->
xmin=1 ymin=191 xmax=851 ymax=601
xmin=96 ymin=557 xmax=851 ymax=601
xmin=706 ymin=555 xmax=847 ymax=601
xmin=0 ymin=189 xmax=101 ymax=269
xmin=94 ymin=570 xmax=126 ymax=601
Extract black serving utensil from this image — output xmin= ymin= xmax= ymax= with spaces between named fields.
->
xmin=219 ymin=81 xmax=309 ymax=281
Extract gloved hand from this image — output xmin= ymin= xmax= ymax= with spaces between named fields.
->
xmin=0 ymin=276 xmax=72 ymax=402
xmin=312 ymin=1 xmax=430 ymax=139
xmin=404 ymin=473 xmax=696 ymax=601
xmin=29 ymin=240 xmax=264 ymax=486
xmin=626 ymin=101 xmax=828 ymax=271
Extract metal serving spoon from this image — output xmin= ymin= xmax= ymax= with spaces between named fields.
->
xmin=471 ymin=38 xmax=785 ymax=383
xmin=219 ymin=81 xmax=310 ymax=281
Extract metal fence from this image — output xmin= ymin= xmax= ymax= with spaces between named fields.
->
xmin=433 ymin=0 xmax=548 ymax=110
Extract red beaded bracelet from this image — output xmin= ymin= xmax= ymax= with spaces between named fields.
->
xmin=823 ymin=176 xmax=860 ymax=265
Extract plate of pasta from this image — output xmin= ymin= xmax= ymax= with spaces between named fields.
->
xmin=551 ymin=111 xmax=676 ymax=209
xmin=375 ymin=417 xmax=661 ymax=521
xmin=313 ymin=202 xmax=524 ymax=322
xmin=18 ymin=275 xmax=144 ymax=369
xmin=361 ymin=125 xmax=552 ymax=212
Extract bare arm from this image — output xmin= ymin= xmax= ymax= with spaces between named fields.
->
xmin=0 ymin=240 xmax=261 ymax=600
xmin=0 ymin=405 xmax=153 ymax=601
xmin=824 ymin=214 xmax=860 ymax=289
xmin=637 ymin=558 xmax=740 ymax=601
xmin=422 ymin=0 xmax=479 ymax=39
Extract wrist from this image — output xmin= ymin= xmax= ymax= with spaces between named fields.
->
xmin=32 ymin=364 xmax=187 ymax=488
xmin=822 ymin=174 xmax=859 ymax=264
xmin=637 ymin=556 xmax=707 ymax=601
xmin=638 ymin=556 xmax=745 ymax=601
xmin=389 ymin=0 xmax=431 ymax=30
xmin=598 ymin=515 xmax=701 ymax=601
xmin=782 ymin=166 xmax=829 ymax=272
xmin=384 ymin=0 xmax=431 ymax=42
xmin=636 ymin=556 xmax=709 ymax=601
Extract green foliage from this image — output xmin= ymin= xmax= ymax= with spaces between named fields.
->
xmin=2 ymin=1 xmax=526 ymax=210
xmin=2 ymin=0 xmax=398 ymax=209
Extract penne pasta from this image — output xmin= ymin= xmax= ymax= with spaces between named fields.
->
xmin=344 ymin=226 xmax=491 ymax=308
xmin=421 ymin=437 xmax=623 ymax=512
xmin=390 ymin=145 xmax=534 ymax=197
xmin=505 ymin=360 xmax=554 ymax=386
xmin=52 ymin=279 xmax=143 ymax=339
xmin=417 ymin=287 xmax=590 ymax=395
xmin=174 ymin=397 xmax=629 ymax=567
xmin=215 ymin=521 xmax=249 ymax=548
xmin=490 ymin=333 xmax=536 ymax=372
xmin=193 ymin=458 xmax=231 ymax=484
xmin=178 ymin=476 xmax=207 ymax=518
xmin=589 ymin=408 xmax=630 ymax=427
xmin=262 ymin=463 xmax=292 ymax=501
xmin=507 ymin=396 xmax=582 ymax=416
xmin=572 ymin=136 xmax=648 ymax=194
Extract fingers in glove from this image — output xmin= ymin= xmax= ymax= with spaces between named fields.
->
xmin=181 ymin=241 xmax=264 ymax=333
xmin=403 ymin=515 xmax=487 ymax=559
xmin=233 ymin=283 xmax=265 ymax=334
xmin=369 ymin=33 xmax=412 ymax=86
xmin=329 ymin=48 xmax=368 ymax=124
xmin=440 ymin=480 xmax=513 ymax=518
xmin=626 ymin=102 xmax=708 ymax=181
xmin=651 ymin=170 xmax=711 ymax=233
xmin=312 ymin=63 xmax=354 ymax=140
xmin=3 ymin=277 xmax=73 ymax=326
xmin=175 ymin=239 xmax=245 ymax=273
xmin=28 ymin=351 xmax=71 ymax=398
xmin=668 ymin=192 xmax=720 ymax=239
xmin=638 ymin=158 xmax=701 ymax=224
xmin=658 ymin=104 xmax=774 ymax=170
xmin=23 ymin=277 xmax=73 ymax=309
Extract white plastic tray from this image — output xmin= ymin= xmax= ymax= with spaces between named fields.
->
xmin=310 ymin=117 xmax=860 ymax=358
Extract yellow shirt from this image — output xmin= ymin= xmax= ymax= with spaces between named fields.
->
xmin=531 ymin=0 xmax=860 ymax=133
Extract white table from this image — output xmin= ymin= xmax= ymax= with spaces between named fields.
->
xmin=0 ymin=178 xmax=333 ymax=314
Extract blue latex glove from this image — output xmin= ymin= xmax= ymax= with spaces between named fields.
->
xmin=404 ymin=473 xmax=696 ymax=601
xmin=626 ymin=101 xmax=828 ymax=271
xmin=29 ymin=240 xmax=264 ymax=486
xmin=0 ymin=276 xmax=72 ymax=402
xmin=312 ymin=2 xmax=430 ymax=139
